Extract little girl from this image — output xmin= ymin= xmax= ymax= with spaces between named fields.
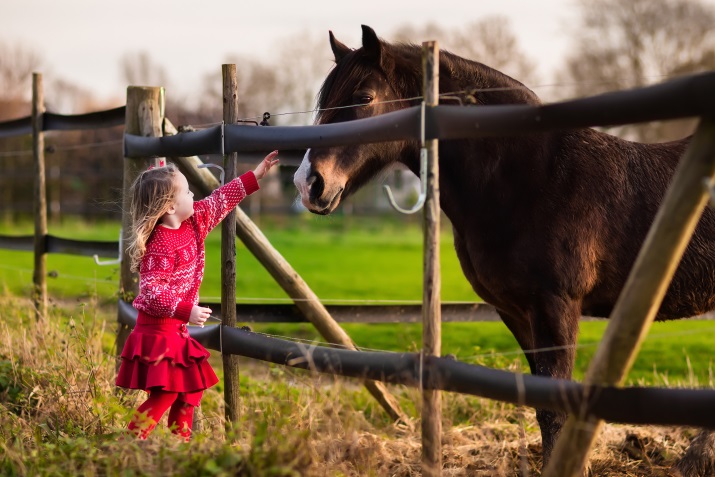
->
xmin=116 ymin=151 xmax=279 ymax=441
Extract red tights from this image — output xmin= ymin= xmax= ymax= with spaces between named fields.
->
xmin=128 ymin=389 xmax=195 ymax=441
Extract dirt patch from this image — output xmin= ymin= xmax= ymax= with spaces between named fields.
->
xmin=308 ymin=419 xmax=695 ymax=476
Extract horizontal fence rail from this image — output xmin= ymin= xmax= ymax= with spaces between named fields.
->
xmin=124 ymin=72 xmax=715 ymax=156
xmin=0 ymin=235 xmax=35 ymax=251
xmin=126 ymin=124 xmax=225 ymax=157
xmin=115 ymin=299 xmax=715 ymax=429
xmin=0 ymin=116 xmax=33 ymax=139
xmin=0 ymin=234 xmax=117 ymax=257
xmin=44 ymin=107 xmax=126 ymax=131
xmin=201 ymin=302 xmax=500 ymax=323
xmin=0 ymin=106 xmax=125 ymax=138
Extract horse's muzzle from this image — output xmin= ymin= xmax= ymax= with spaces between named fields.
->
xmin=294 ymin=149 xmax=345 ymax=214
xmin=307 ymin=171 xmax=343 ymax=214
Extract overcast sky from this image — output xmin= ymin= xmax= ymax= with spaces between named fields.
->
xmin=3 ymin=0 xmax=587 ymax=105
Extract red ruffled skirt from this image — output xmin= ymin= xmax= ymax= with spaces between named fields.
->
xmin=116 ymin=312 xmax=219 ymax=406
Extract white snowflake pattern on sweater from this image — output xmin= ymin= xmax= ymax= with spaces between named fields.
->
xmin=132 ymin=172 xmax=259 ymax=322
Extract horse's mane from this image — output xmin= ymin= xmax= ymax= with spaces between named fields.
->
xmin=316 ymin=39 xmax=539 ymax=124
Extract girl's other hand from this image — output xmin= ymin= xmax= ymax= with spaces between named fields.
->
xmin=189 ymin=305 xmax=212 ymax=327
xmin=254 ymin=150 xmax=280 ymax=180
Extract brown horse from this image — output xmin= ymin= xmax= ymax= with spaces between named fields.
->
xmin=293 ymin=25 xmax=715 ymax=472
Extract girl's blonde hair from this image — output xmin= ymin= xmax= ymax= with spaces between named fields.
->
xmin=126 ymin=163 xmax=179 ymax=272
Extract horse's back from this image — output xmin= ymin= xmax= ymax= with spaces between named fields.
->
xmin=571 ymin=130 xmax=715 ymax=319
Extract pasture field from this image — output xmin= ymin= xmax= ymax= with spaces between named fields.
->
xmin=0 ymin=214 xmax=710 ymax=475
xmin=0 ymin=215 xmax=476 ymax=303
xmin=0 ymin=216 xmax=712 ymax=386
xmin=0 ymin=291 xmax=705 ymax=476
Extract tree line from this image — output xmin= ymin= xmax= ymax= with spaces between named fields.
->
xmin=1 ymin=0 xmax=714 ymax=221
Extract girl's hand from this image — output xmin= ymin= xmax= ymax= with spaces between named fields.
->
xmin=189 ymin=305 xmax=212 ymax=327
xmin=254 ymin=150 xmax=280 ymax=180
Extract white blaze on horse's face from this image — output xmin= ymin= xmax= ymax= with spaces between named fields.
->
xmin=294 ymin=148 xmax=349 ymax=215
xmin=294 ymin=149 xmax=313 ymax=208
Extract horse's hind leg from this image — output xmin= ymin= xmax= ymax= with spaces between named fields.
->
xmin=524 ymin=295 xmax=581 ymax=467
xmin=673 ymin=430 xmax=715 ymax=476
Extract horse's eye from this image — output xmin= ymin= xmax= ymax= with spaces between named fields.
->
xmin=355 ymin=94 xmax=374 ymax=105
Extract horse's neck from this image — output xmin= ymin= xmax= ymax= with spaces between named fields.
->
xmin=396 ymin=49 xmax=545 ymax=226
xmin=401 ymin=134 xmax=553 ymax=231
xmin=389 ymin=46 xmax=539 ymax=107
xmin=437 ymin=53 xmax=540 ymax=107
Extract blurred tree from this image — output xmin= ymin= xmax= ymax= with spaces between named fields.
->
xmin=46 ymin=79 xmax=95 ymax=114
xmin=191 ymin=37 xmax=331 ymax=204
xmin=0 ymin=41 xmax=39 ymax=222
xmin=193 ymin=55 xmax=297 ymax=208
xmin=0 ymin=41 xmax=43 ymax=102
xmin=197 ymin=55 xmax=282 ymax=125
xmin=452 ymin=17 xmax=538 ymax=85
xmin=557 ymin=0 xmax=715 ymax=142
xmin=120 ymin=51 xmax=170 ymax=89
xmin=193 ymin=32 xmax=331 ymax=129
xmin=274 ymin=31 xmax=335 ymax=126
xmin=393 ymin=17 xmax=539 ymax=87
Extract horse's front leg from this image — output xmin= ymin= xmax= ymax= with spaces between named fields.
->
xmin=526 ymin=295 xmax=581 ymax=467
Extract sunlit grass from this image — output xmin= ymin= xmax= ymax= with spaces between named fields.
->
xmin=0 ymin=291 xmax=705 ymax=476
xmin=0 ymin=215 xmax=476 ymax=303
xmin=252 ymin=320 xmax=715 ymax=387
xmin=1 ymin=216 xmax=714 ymax=475
xmin=2 ymin=216 xmax=715 ymax=386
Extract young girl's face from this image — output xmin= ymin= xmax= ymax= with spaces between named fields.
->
xmin=170 ymin=172 xmax=195 ymax=222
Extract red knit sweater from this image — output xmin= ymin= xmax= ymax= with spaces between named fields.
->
xmin=132 ymin=172 xmax=259 ymax=322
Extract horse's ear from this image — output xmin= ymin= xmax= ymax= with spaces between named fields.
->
xmin=361 ymin=25 xmax=383 ymax=64
xmin=329 ymin=31 xmax=351 ymax=63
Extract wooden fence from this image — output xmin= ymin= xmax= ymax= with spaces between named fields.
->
xmin=2 ymin=59 xmax=715 ymax=475
xmin=123 ymin=59 xmax=715 ymax=476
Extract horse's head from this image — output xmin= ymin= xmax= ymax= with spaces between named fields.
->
xmin=294 ymin=25 xmax=418 ymax=215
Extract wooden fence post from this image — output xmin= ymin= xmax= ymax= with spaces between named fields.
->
xmin=118 ymin=86 xmax=165 ymax=369
xmin=422 ymin=41 xmax=442 ymax=477
xmin=32 ymin=72 xmax=47 ymax=322
xmin=222 ymin=64 xmax=241 ymax=432
xmin=543 ymin=117 xmax=715 ymax=477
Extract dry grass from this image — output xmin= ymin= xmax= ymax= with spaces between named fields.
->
xmin=0 ymin=294 xmax=700 ymax=476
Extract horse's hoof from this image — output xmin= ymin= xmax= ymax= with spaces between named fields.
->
xmin=673 ymin=430 xmax=715 ymax=477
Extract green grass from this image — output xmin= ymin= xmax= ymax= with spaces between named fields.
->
xmin=252 ymin=320 xmax=715 ymax=387
xmin=0 ymin=215 xmax=476 ymax=303
xmin=1 ymin=216 xmax=714 ymax=387
xmin=0 ymin=212 xmax=711 ymax=476
xmin=210 ymin=215 xmax=476 ymax=303
xmin=0 ymin=220 xmax=124 ymax=300
xmin=0 ymin=295 xmax=705 ymax=476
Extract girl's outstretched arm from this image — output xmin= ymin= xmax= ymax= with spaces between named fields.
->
xmin=192 ymin=150 xmax=279 ymax=235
